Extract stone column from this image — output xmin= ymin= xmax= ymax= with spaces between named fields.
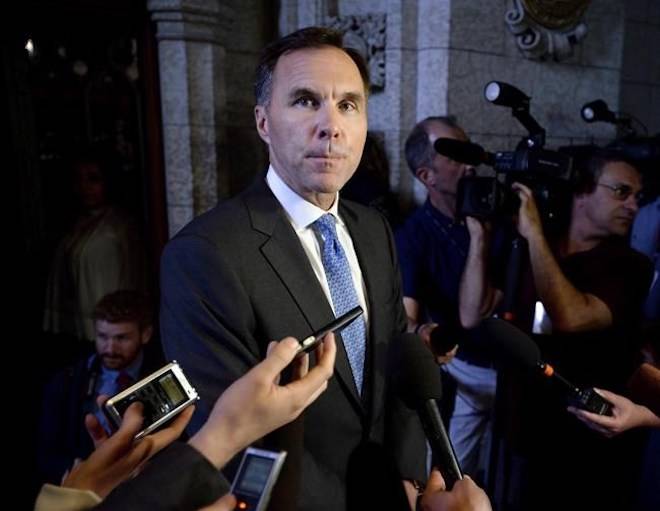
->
xmin=147 ymin=0 xmax=231 ymax=237
xmin=279 ymin=0 xmax=335 ymax=35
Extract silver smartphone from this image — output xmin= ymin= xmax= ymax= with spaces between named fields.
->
xmin=103 ymin=361 xmax=199 ymax=440
xmin=231 ymin=447 xmax=287 ymax=511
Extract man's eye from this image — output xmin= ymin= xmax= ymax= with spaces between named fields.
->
xmin=612 ymin=185 xmax=632 ymax=199
xmin=294 ymin=97 xmax=317 ymax=107
xmin=339 ymin=101 xmax=357 ymax=112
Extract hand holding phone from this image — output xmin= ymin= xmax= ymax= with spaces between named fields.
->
xmin=296 ymin=306 xmax=363 ymax=357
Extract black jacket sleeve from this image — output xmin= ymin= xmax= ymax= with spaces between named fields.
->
xmin=94 ymin=442 xmax=230 ymax=511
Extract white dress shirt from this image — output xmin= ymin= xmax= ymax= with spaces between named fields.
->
xmin=266 ymin=167 xmax=370 ymax=328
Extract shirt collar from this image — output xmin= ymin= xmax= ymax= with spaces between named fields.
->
xmin=96 ymin=350 xmax=144 ymax=380
xmin=266 ymin=165 xmax=342 ymax=231
xmin=424 ymin=198 xmax=457 ymax=228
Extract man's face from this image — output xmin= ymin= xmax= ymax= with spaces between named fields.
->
xmin=577 ymin=161 xmax=642 ymax=238
xmin=75 ymin=163 xmax=106 ymax=210
xmin=254 ymin=46 xmax=368 ymax=209
xmin=419 ymin=123 xmax=473 ymax=212
xmin=95 ymin=320 xmax=151 ymax=370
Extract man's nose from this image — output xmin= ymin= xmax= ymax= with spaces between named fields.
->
xmin=624 ymin=194 xmax=640 ymax=213
xmin=317 ymin=105 xmax=341 ymax=140
xmin=106 ymin=339 xmax=121 ymax=352
xmin=463 ymin=164 xmax=476 ymax=177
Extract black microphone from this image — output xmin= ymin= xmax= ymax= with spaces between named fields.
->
xmin=434 ymin=137 xmax=494 ymax=166
xmin=484 ymin=81 xmax=530 ymax=109
xmin=391 ymin=333 xmax=463 ymax=488
xmin=580 ymin=99 xmax=617 ymax=124
xmin=500 ymin=237 xmax=526 ymax=321
xmin=429 ymin=325 xmax=459 ymax=356
xmin=477 ymin=318 xmax=612 ymax=415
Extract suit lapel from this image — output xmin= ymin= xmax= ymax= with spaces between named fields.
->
xmin=243 ymin=179 xmax=364 ymax=411
xmin=339 ymin=202 xmax=388 ymax=423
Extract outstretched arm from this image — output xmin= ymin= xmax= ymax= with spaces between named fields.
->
xmin=189 ymin=334 xmax=336 ymax=468
xmin=62 ymin=401 xmax=193 ymax=498
xmin=568 ymin=388 xmax=660 ymax=437
xmin=94 ymin=336 xmax=336 ymax=511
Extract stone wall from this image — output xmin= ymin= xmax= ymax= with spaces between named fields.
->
xmin=620 ymin=0 xmax=660 ymax=137
xmin=153 ymin=0 xmax=657 ymax=235
xmin=274 ymin=0 xmax=638 ymax=209
xmin=221 ymin=0 xmax=276 ymax=195
xmin=446 ymin=0 xmax=623 ymax=169
xmin=148 ymin=0 xmax=228 ymax=236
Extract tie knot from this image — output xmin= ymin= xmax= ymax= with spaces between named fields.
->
xmin=312 ymin=214 xmax=338 ymax=242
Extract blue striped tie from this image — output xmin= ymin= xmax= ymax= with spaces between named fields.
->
xmin=312 ymin=214 xmax=366 ymax=394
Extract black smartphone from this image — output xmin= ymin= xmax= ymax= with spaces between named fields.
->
xmin=296 ymin=306 xmax=363 ymax=357
xmin=568 ymin=387 xmax=613 ymax=416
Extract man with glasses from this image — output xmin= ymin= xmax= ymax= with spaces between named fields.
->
xmin=466 ymin=150 xmax=653 ymax=509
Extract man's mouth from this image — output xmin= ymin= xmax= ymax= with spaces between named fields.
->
xmin=307 ymin=153 xmax=344 ymax=160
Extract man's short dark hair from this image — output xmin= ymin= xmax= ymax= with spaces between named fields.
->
xmin=254 ymin=26 xmax=370 ymax=106
xmin=93 ymin=290 xmax=152 ymax=330
xmin=573 ymin=149 xmax=640 ymax=196
xmin=404 ymin=116 xmax=460 ymax=176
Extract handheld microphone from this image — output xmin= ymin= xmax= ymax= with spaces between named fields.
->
xmin=429 ymin=325 xmax=459 ymax=357
xmin=434 ymin=138 xmax=494 ymax=166
xmin=478 ymin=318 xmax=612 ymax=415
xmin=391 ymin=333 xmax=463 ymax=488
xmin=501 ymin=237 xmax=526 ymax=321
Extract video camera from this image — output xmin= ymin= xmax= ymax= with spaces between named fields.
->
xmin=435 ymin=81 xmax=574 ymax=233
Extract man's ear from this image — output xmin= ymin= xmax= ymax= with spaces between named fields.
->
xmin=416 ymin=166 xmax=434 ymax=187
xmin=254 ymin=105 xmax=270 ymax=144
xmin=141 ymin=325 xmax=153 ymax=345
xmin=572 ymin=194 xmax=587 ymax=213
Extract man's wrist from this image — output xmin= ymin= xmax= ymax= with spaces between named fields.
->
xmin=188 ymin=424 xmax=239 ymax=470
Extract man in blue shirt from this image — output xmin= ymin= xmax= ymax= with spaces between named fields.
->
xmin=37 ymin=290 xmax=162 ymax=484
xmin=395 ymin=117 xmax=507 ymax=483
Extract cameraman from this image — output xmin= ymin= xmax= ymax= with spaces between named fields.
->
xmin=395 ymin=117 xmax=510 ymax=483
xmin=464 ymin=150 xmax=653 ymax=509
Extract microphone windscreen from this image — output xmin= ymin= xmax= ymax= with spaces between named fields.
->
xmin=434 ymin=138 xmax=486 ymax=166
xmin=477 ymin=317 xmax=541 ymax=370
xmin=390 ymin=333 xmax=442 ymax=408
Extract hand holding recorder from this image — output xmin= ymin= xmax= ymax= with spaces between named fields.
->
xmin=40 ymin=333 xmax=336 ymax=510
xmin=189 ymin=333 xmax=337 ymax=468
xmin=61 ymin=401 xmax=193 ymax=499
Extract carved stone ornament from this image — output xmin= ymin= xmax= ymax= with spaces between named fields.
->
xmin=505 ymin=0 xmax=590 ymax=61
xmin=326 ymin=13 xmax=386 ymax=90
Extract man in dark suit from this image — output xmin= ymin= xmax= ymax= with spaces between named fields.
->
xmin=161 ymin=26 xmax=426 ymax=511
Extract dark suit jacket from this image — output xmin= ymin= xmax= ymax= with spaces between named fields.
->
xmin=161 ymin=176 xmax=426 ymax=511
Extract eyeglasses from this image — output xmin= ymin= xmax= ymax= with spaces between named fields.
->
xmin=596 ymin=182 xmax=644 ymax=202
